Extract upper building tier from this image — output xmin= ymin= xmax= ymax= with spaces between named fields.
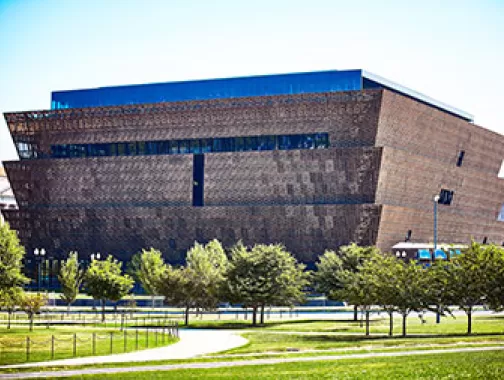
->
xmin=51 ymin=69 xmax=473 ymax=122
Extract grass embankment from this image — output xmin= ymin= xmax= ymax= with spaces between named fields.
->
xmin=0 ymin=326 xmax=178 ymax=365
xmin=58 ymin=350 xmax=504 ymax=379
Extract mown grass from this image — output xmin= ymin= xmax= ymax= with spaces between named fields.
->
xmin=0 ymin=326 xmax=178 ymax=365
xmin=59 ymin=350 xmax=504 ymax=379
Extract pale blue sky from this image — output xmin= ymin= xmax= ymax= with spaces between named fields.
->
xmin=1 ymin=0 xmax=503 ymax=161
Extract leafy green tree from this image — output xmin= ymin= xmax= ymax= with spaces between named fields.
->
xmin=158 ymin=265 xmax=196 ymax=326
xmin=224 ymin=243 xmax=309 ymax=326
xmin=424 ymin=260 xmax=455 ymax=323
xmin=359 ymin=253 xmax=401 ymax=336
xmin=158 ymin=240 xmax=228 ymax=326
xmin=0 ymin=222 xmax=28 ymax=291
xmin=84 ymin=256 xmax=134 ymax=321
xmin=388 ymin=260 xmax=427 ymax=337
xmin=131 ymin=248 xmax=167 ymax=306
xmin=337 ymin=268 xmax=377 ymax=336
xmin=0 ymin=287 xmax=23 ymax=329
xmin=314 ymin=250 xmax=344 ymax=299
xmin=448 ymin=242 xmax=497 ymax=334
xmin=58 ymin=252 xmax=84 ymax=312
xmin=20 ymin=293 xmax=48 ymax=331
xmin=338 ymin=244 xmax=378 ymax=321
xmin=481 ymin=245 xmax=504 ymax=313
xmin=317 ymin=244 xmax=378 ymax=322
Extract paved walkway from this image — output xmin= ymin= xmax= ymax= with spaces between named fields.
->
xmin=0 ymin=329 xmax=248 ymax=369
xmin=1 ymin=346 xmax=503 ymax=379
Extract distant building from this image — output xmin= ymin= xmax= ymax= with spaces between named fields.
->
xmin=0 ymin=165 xmax=17 ymax=224
xmin=2 ymin=69 xmax=504 ymax=289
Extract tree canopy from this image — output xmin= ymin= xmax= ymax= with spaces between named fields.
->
xmin=224 ymin=243 xmax=309 ymax=325
xmin=58 ymin=251 xmax=84 ymax=310
xmin=84 ymin=255 xmax=134 ymax=321
xmin=0 ymin=222 xmax=28 ymax=291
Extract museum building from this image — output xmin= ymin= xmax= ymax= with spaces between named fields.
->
xmin=3 ymin=69 xmax=504 ymax=288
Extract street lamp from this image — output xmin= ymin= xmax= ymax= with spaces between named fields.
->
xmin=90 ymin=253 xmax=101 ymax=261
xmin=433 ymin=194 xmax=441 ymax=324
xmin=34 ymin=248 xmax=46 ymax=292
xmin=433 ymin=195 xmax=440 ymax=250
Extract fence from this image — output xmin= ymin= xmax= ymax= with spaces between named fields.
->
xmin=0 ymin=308 xmax=304 ymax=328
xmin=0 ymin=322 xmax=178 ymax=365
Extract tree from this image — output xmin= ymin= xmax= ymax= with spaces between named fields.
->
xmin=0 ymin=222 xmax=28 ymax=292
xmin=359 ymin=253 xmax=401 ymax=336
xmin=317 ymin=244 xmax=378 ymax=322
xmin=388 ymin=260 xmax=427 ymax=337
xmin=481 ymin=245 xmax=504 ymax=313
xmin=448 ymin=242 xmax=496 ymax=334
xmin=424 ymin=260 xmax=455 ymax=323
xmin=158 ymin=266 xmax=197 ymax=326
xmin=224 ymin=243 xmax=309 ymax=326
xmin=158 ymin=240 xmax=228 ymax=326
xmin=130 ymin=248 xmax=167 ymax=306
xmin=313 ymin=250 xmax=344 ymax=299
xmin=338 ymin=270 xmax=376 ymax=336
xmin=0 ymin=287 xmax=23 ymax=329
xmin=20 ymin=293 xmax=48 ymax=331
xmin=58 ymin=252 xmax=84 ymax=312
xmin=84 ymin=256 xmax=134 ymax=321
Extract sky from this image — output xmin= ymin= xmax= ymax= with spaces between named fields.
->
xmin=0 ymin=0 xmax=503 ymax=162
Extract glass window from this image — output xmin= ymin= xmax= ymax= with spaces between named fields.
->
xmin=301 ymin=134 xmax=315 ymax=149
xmin=278 ymin=135 xmax=290 ymax=150
xmin=179 ymin=140 xmax=190 ymax=154
xmin=117 ymin=143 xmax=128 ymax=156
xmin=314 ymin=133 xmax=329 ymax=148
xmin=235 ymin=137 xmax=245 ymax=151
xmin=190 ymin=139 xmax=201 ymax=154
xmin=127 ymin=142 xmax=137 ymax=155
xmin=201 ymin=139 xmax=212 ymax=153
xmin=245 ymin=136 xmax=259 ymax=151
xmin=109 ymin=143 xmax=118 ymax=156
xmin=169 ymin=141 xmax=179 ymax=154
xmin=258 ymin=135 xmax=276 ymax=151
xmin=137 ymin=141 xmax=147 ymax=155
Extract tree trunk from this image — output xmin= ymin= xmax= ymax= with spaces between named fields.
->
xmin=29 ymin=313 xmax=34 ymax=331
xmin=365 ymin=309 xmax=370 ymax=336
xmin=388 ymin=311 xmax=394 ymax=336
xmin=402 ymin=313 xmax=407 ymax=337
xmin=353 ymin=305 xmax=358 ymax=322
xmin=7 ymin=310 xmax=11 ymax=329
xmin=101 ymin=300 xmax=106 ymax=322
xmin=260 ymin=305 xmax=265 ymax=325
xmin=252 ymin=306 xmax=257 ymax=326
xmin=467 ymin=307 xmax=472 ymax=335
xmin=185 ymin=306 xmax=190 ymax=326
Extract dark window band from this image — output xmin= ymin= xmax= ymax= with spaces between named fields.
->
xmin=50 ymin=132 xmax=329 ymax=159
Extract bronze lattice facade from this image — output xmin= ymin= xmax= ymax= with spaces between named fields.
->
xmin=3 ymin=70 xmax=504 ymax=273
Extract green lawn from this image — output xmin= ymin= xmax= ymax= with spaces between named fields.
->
xmin=60 ymin=350 xmax=504 ymax=379
xmin=0 ymin=327 xmax=178 ymax=365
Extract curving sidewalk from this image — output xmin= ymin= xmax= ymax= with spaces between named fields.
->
xmin=0 ymin=329 xmax=248 ymax=369
xmin=0 ymin=346 xmax=503 ymax=379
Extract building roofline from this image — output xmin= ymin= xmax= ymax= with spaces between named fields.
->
xmin=362 ymin=70 xmax=474 ymax=122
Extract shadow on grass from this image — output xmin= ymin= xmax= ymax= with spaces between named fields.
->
xmin=181 ymin=318 xmax=377 ymax=330
xmin=294 ymin=332 xmax=504 ymax=344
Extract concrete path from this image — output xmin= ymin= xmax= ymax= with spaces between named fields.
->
xmin=0 ymin=346 xmax=502 ymax=379
xmin=0 ymin=329 xmax=248 ymax=369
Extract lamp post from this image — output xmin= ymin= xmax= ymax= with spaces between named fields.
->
xmin=433 ymin=195 xmax=440 ymax=251
xmin=90 ymin=253 xmax=100 ymax=311
xmin=433 ymin=195 xmax=441 ymax=324
xmin=90 ymin=253 xmax=101 ymax=261
xmin=34 ymin=248 xmax=46 ymax=292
